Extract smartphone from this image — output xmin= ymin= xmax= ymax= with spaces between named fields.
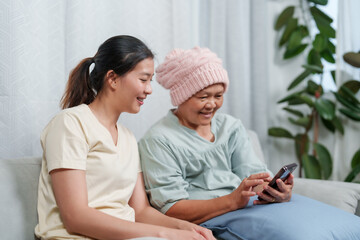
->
xmin=258 ymin=163 xmax=297 ymax=200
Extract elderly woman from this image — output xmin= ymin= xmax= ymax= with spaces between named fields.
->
xmin=139 ymin=47 xmax=360 ymax=240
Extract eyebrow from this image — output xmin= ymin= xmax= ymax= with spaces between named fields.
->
xmin=139 ymin=72 xmax=154 ymax=77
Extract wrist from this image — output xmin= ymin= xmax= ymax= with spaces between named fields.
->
xmin=157 ymin=227 xmax=172 ymax=239
xmin=224 ymin=193 xmax=237 ymax=212
xmin=176 ymin=219 xmax=191 ymax=230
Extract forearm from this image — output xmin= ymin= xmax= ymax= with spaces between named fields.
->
xmin=135 ymin=205 xmax=189 ymax=229
xmin=64 ymin=206 xmax=169 ymax=240
xmin=165 ymin=195 xmax=235 ymax=224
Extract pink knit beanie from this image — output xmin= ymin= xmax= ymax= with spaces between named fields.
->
xmin=156 ymin=47 xmax=229 ymax=106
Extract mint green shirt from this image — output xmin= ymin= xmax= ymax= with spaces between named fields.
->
xmin=139 ymin=110 xmax=270 ymax=214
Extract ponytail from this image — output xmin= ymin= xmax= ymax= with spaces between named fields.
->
xmin=60 ymin=58 xmax=95 ymax=109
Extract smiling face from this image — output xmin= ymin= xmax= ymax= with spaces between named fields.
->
xmin=175 ymin=83 xmax=225 ymax=131
xmin=115 ymin=57 xmax=154 ymax=114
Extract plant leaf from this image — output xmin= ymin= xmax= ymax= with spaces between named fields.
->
xmin=310 ymin=8 xmax=336 ymax=38
xmin=321 ymin=49 xmax=335 ymax=63
xmin=315 ymin=98 xmax=335 ymax=120
xmin=339 ymin=86 xmax=360 ymax=105
xmin=351 ymin=149 xmax=360 ymax=169
xmin=339 ymin=108 xmax=360 ymax=121
xmin=344 ymin=164 xmax=360 ymax=182
xmin=320 ymin=115 xmax=344 ymax=135
xmin=328 ymin=39 xmax=336 ymax=54
xmin=306 ymin=80 xmax=322 ymax=95
xmin=284 ymin=44 xmax=308 ymax=59
xmin=299 ymin=25 xmax=309 ymax=37
xmin=321 ymin=117 xmax=335 ymax=133
xmin=330 ymin=70 xmax=336 ymax=84
xmin=279 ymin=18 xmax=298 ymax=47
xmin=298 ymin=95 xmax=314 ymax=107
xmin=302 ymin=64 xmax=323 ymax=73
xmin=268 ymin=127 xmax=294 ymax=138
xmin=317 ymin=21 xmax=336 ymax=38
xmin=302 ymin=154 xmax=322 ymax=179
xmin=288 ymin=98 xmax=307 ymax=105
xmin=310 ymin=6 xmax=332 ymax=23
xmin=334 ymin=92 xmax=360 ymax=113
xmin=342 ymin=80 xmax=360 ymax=94
xmin=288 ymin=116 xmax=310 ymax=127
xmin=313 ymin=143 xmax=332 ymax=179
xmin=307 ymin=49 xmax=323 ymax=68
xmin=275 ymin=6 xmax=295 ymax=30
xmin=313 ymin=34 xmax=327 ymax=52
xmin=332 ymin=116 xmax=344 ymax=135
xmin=283 ymin=107 xmax=304 ymax=117
xmin=288 ymin=69 xmax=312 ymax=90
xmin=277 ymin=91 xmax=303 ymax=103
xmin=343 ymin=52 xmax=360 ymax=68
xmin=287 ymin=28 xmax=303 ymax=49
xmin=308 ymin=0 xmax=329 ymax=6
xmin=286 ymin=94 xmax=314 ymax=106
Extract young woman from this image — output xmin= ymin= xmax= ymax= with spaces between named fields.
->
xmin=35 ymin=36 xmax=214 ymax=240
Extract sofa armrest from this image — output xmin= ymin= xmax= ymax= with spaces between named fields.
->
xmin=0 ymin=157 xmax=42 ymax=239
xmin=293 ymin=178 xmax=360 ymax=216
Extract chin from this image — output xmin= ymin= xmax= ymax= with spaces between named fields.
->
xmin=199 ymin=120 xmax=212 ymax=126
xmin=126 ymin=106 xmax=141 ymax=114
xmin=131 ymin=109 xmax=141 ymax=114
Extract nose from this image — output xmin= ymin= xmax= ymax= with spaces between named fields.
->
xmin=145 ymin=82 xmax=152 ymax=95
xmin=205 ymin=99 xmax=216 ymax=109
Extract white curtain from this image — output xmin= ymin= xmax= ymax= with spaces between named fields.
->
xmin=0 ymin=0 xmax=261 ymax=159
xmin=1 ymin=0 xmax=358 ymax=180
xmin=333 ymin=0 xmax=360 ymax=181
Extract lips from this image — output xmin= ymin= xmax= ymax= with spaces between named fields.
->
xmin=200 ymin=112 xmax=213 ymax=118
xmin=137 ymin=97 xmax=145 ymax=105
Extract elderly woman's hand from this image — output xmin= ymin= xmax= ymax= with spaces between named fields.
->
xmin=228 ymin=172 xmax=271 ymax=210
xmin=254 ymin=173 xmax=294 ymax=204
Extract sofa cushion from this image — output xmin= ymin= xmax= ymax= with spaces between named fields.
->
xmin=293 ymin=177 xmax=360 ymax=215
xmin=0 ymin=157 xmax=41 ymax=240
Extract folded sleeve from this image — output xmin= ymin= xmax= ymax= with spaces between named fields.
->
xmin=42 ymin=112 xmax=88 ymax=173
xmin=139 ymin=137 xmax=189 ymax=214
xmin=229 ymin=121 xmax=271 ymax=179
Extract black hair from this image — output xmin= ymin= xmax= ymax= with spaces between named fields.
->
xmin=60 ymin=35 xmax=154 ymax=109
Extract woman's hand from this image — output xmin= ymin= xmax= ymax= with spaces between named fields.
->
xmin=177 ymin=220 xmax=215 ymax=240
xmin=254 ymin=173 xmax=294 ymax=204
xmin=228 ymin=172 xmax=270 ymax=210
xmin=159 ymin=227 xmax=214 ymax=240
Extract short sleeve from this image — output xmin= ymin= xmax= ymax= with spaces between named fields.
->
xmin=42 ymin=112 xmax=88 ymax=173
xmin=229 ymin=121 xmax=270 ymax=179
xmin=139 ymin=137 xmax=189 ymax=214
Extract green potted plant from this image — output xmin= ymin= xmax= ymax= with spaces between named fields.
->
xmin=268 ymin=0 xmax=360 ymax=180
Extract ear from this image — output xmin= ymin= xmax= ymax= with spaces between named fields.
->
xmin=105 ymin=70 xmax=118 ymax=89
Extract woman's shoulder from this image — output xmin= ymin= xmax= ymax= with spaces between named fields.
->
xmin=141 ymin=111 xmax=179 ymax=141
xmin=54 ymin=104 xmax=88 ymax=117
xmin=214 ymin=112 xmax=243 ymax=129
xmin=42 ymin=104 xmax=91 ymax=135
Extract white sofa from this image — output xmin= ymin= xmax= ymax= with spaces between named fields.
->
xmin=0 ymin=132 xmax=359 ymax=240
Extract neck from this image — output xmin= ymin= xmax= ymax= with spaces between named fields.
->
xmin=88 ymin=95 xmax=120 ymax=130
xmin=173 ymin=109 xmax=214 ymax=142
